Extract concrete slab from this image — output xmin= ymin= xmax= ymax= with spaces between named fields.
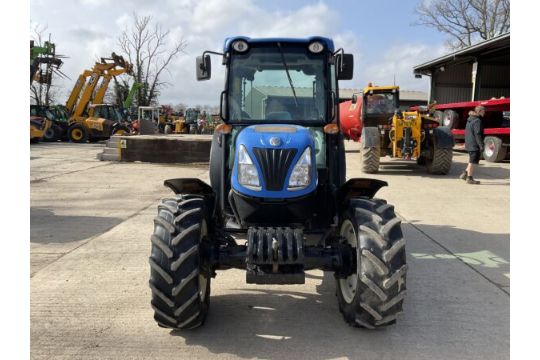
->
xmin=101 ymin=134 xmax=213 ymax=163
xmin=30 ymin=141 xmax=509 ymax=359
xmin=30 ymin=208 xmax=509 ymax=360
xmin=345 ymin=140 xmax=510 ymax=290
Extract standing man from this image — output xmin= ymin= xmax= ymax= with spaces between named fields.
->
xmin=460 ymin=105 xmax=485 ymax=184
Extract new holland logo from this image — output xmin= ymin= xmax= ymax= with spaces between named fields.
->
xmin=269 ymin=137 xmax=281 ymax=146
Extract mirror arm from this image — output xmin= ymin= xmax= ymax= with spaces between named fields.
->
xmin=333 ymin=48 xmax=344 ymax=73
xmin=202 ymin=50 xmax=224 ymax=57
xmin=201 ymin=50 xmax=225 ymax=73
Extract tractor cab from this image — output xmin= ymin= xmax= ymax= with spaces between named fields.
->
xmin=88 ymin=104 xmax=124 ymax=122
xmin=357 ymin=85 xmax=399 ymax=127
xmin=196 ymin=36 xmax=354 ymax=227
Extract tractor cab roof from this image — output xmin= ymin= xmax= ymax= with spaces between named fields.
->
xmin=363 ymin=85 xmax=400 ymax=94
xmin=223 ymin=36 xmax=335 ymax=53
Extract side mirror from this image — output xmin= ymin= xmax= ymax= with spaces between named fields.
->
xmin=351 ymin=94 xmax=358 ymax=104
xmin=196 ymin=55 xmax=211 ymax=81
xmin=337 ymin=53 xmax=354 ymax=80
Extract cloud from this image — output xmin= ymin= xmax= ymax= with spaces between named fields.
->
xmin=69 ymin=27 xmax=109 ymax=42
xmin=159 ymin=1 xmax=345 ymax=105
xmin=357 ymin=43 xmax=447 ymax=91
xmin=31 ymin=0 xmax=439 ymax=107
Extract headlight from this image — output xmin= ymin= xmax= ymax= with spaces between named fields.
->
xmin=288 ymin=147 xmax=312 ymax=190
xmin=238 ymin=145 xmax=261 ymax=190
xmin=232 ymin=40 xmax=249 ymax=53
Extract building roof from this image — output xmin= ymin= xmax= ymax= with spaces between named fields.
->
xmin=414 ymin=33 xmax=510 ymax=75
xmin=251 ymin=86 xmax=314 ymax=98
xmin=339 ymin=88 xmax=428 ymax=102
xmin=252 ymin=86 xmax=427 ymax=102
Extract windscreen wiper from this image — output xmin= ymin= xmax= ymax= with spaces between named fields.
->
xmin=277 ymin=42 xmax=298 ymax=107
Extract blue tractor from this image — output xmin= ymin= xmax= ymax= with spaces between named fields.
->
xmin=149 ymin=37 xmax=407 ymax=330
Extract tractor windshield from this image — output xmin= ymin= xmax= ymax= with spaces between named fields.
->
xmin=228 ymin=45 xmax=327 ymax=123
xmin=364 ymin=92 xmax=397 ymax=115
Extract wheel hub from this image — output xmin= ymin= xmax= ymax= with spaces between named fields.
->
xmin=72 ymin=129 xmax=82 ymax=140
xmin=485 ymin=141 xmax=495 ymax=157
xmin=339 ymin=219 xmax=358 ymax=304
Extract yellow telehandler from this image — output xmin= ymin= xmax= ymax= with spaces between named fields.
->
xmin=66 ymin=53 xmax=133 ymax=142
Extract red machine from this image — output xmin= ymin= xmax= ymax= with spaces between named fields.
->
xmin=412 ymin=97 xmax=510 ymax=162
xmin=340 ymin=98 xmax=362 ymax=141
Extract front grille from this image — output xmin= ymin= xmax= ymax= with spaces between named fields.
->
xmin=253 ymin=148 xmax=297 ymax=191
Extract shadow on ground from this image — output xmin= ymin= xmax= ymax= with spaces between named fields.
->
xmin=31 ymin=207 xmax=123 ymax=244
xmin=375 ymin=161 xmax=509 ymax=181
xmin=165 ymin=224 xmax=509 ymax=360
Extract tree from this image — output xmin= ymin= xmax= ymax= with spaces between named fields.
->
xmin=174 ymin=103 xmax=188 ymax=113
xmin=118 ymin=14 xmax=187 ymax=107
xmin=415 ymin=0 xmax=510 ymax=49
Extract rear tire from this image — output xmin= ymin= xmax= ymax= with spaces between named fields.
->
xmin=360 ymin=146 xmax=380 ymax=174
xmin=483 ymin=136 xmax=507 ymax=162
xmin=209 ymin=132 xmax=223 ymax=198
xmin=68 ymin=124 xmax=88 ymax=143
xmin=336 ymin=198 xmax=407 ymax=329
xmin=149 ymin=195 xmax=211 ymax=329
xmin=442 ymin=109 xmax=459 ymax=129
xmin=432 ymin=110 xmax=444 ymax=126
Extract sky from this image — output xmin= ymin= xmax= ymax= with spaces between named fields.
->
xmin=30 ymin=0 xmax=450 ymax=106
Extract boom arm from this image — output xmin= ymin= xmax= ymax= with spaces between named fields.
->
xmin=65 ymin=70 xmax=92 ymax=114
xmin=68 ymin=53 xmax=133 ymax=121
xmin=92 ymin=68 xmax=132 ymax=106
xmin=123 ymin=82 xmax=143 ymax=109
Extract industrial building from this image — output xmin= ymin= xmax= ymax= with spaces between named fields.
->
xmin=413 ymin=33 xmax=510 ymax=103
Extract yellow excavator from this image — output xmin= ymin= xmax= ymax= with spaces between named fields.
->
xmin=66 ymin=53 xmax=133 ymax=142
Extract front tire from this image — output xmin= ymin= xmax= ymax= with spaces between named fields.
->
xmin=336 ymin=198 xmax=407 ymax=329
xmin=149 ymin=195 xmax=211 ymax=329
xmin=44 ymin=124 xmax=60 ymax=142
xmin=360 ymin=146 xmax=380 ymax=174
xmin=426 ymin=142 xmax=452 ymax=175
xmin=112 ymin=124 xmax=130 ymax=137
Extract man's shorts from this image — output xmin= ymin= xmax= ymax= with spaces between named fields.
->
xmin=469 ymin=151 xmax=481 ymax=164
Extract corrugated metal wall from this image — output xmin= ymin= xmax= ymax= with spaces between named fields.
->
xmin=428 ymin=48 xmax=510 ymax=103
xmin=477 ymin=52 xmax=510 ymax=100
xmin=431 ymin=62 xmax=473 ymax=103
